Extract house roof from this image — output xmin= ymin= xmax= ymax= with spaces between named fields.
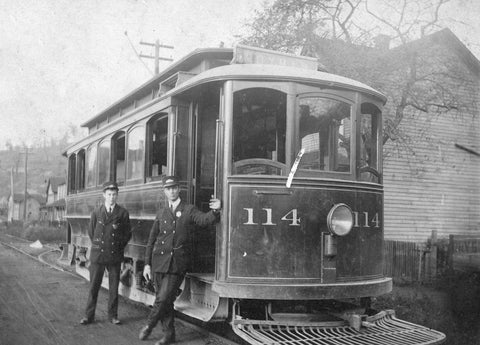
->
xmin=45 ymin=199 xmax=66 ymax=208
xmin=392 ymin=28 xmax=480 ymax=75
xmin=10 ymin=193 xmax=45 ymax=205
xmin=46 ymin=176 xmax=66 ymax=194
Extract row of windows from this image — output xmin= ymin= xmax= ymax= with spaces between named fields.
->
xmin=68 ymin=114 xmax=168 ymax=193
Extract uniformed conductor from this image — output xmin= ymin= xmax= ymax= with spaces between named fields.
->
xmin=139 ymin=176 xmax=221 ymax=345
xmin=80 ymin=181 xmax=131 ymax=325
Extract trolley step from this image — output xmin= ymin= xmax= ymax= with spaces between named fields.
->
xmin=175 ymin=273 xmax=228 ymax=322
xmin=232 ymin=310 xmax=446 ymax=345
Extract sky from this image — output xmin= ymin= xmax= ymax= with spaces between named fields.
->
xmin=1 ymin=0 xmax=479 ymax=150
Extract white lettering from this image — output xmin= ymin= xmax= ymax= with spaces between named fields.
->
xmin=243 ymin=208 xmax=257 ymax=225
xmin=281 ymin=209 xmax=301 ymax=226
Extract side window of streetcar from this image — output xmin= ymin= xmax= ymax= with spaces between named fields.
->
xmin=113 ymin=132 xmax=126 ymax=184
xmin=86 ymin=144 xmax=97 ymax=188
xmin=298 ymin=97 xmax=351 ymax=172
xmin=98 ymin=139 xmax=111 ymax=185
xmin=147 ymin=115 xmax=168 ymax=180
xmin=77 ymin=149 xmax=85 ymax=190
xmin=68 ymin=154 xmax=76 ymax=194
xmin=232 ymin=88 xmax=287 ymax=175
xmin=127 ymin=126 xmax=145 ymax=181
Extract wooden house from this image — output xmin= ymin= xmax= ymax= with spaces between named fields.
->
xmin=7 ymin=193 xmax=45 ymax=222
xmin=43 ymin=176 xmax=66 ymax=223
xmin=312 ymin=28 xmax=480 ymax=242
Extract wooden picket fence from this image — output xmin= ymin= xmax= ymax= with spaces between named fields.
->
xmin=383 ymin=240 xmax=423 ymax=282
xmin=383 ymin=232 xmax=480 ymax=282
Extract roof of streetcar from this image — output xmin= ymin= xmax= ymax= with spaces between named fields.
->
xmin=167 ymin=63 xmax=387 ymax=102
xmin=81 ymin=47 xmax=233 ymax=127
xmin=81 ymin=46 xmax=386 ymax=128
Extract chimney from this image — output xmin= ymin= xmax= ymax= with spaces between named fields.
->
xmin=373 ymin=34 xmax=391 ymax=51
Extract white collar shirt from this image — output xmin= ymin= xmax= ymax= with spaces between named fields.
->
xmin=105 ymin=204 xmax=116 ymax=213
xmin=169 ymin=198 xmax=181 ymax=212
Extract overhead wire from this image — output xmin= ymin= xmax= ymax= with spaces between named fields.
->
xmin=124 ymin=31 xmax=154 ymax=77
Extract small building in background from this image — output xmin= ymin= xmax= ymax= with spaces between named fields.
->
xmin=43 ymin=177 xmax=66 ymax=225
xmin=7 ymin=193 xmax=45 ymax=222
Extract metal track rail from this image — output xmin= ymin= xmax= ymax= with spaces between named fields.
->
xmin=232 ymin=310 xmax=446 ymax=345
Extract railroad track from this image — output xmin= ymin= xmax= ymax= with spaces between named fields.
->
xmin=0 ymin=232 xmax=241 ymax=345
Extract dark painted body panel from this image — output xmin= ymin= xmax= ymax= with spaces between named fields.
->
xmin=66 ymin=183 xmax=166 ymax=260
xmin=227 ymin=179 xmax=383 ymax=284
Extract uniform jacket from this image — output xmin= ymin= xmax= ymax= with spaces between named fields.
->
xmin=145 ymin=200 xmax=219 ymax=274
xmin=88 ymin=204 xmax=131 ymax=264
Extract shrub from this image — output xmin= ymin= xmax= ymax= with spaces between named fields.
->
xmin=1 ymin=222 xmax=66 ymax=243
xmin=23 ymin=224 xmax=66 ymax=243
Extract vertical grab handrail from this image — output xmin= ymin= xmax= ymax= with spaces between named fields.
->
xmin=214 ymin=119 xmax=224 ymax=199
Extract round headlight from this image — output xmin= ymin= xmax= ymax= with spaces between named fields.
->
xmin=327 ymin=203 xmax=354 ymax=236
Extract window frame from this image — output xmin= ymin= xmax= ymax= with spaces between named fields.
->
xmin=85 ymin=142 xmax=98 ymax=189
xmin=112 ymin=131 xmax=126 ymax=186
xmin=356 ymin=100 xmax=383 ymax=183
xmin=229 ymin=81 xmax=292 ymax=177
xmin=126 ymin=124 xmax=146 ymax=184
xmin=146 ymin=113 xmax=169 ymax=182
xmin=67 ymin=153 xmax=76 ymax=194
xmin=97 ymin=138 xmax=111 ymax=186
xmin=294 ymin=91 xmax=356 ymax=180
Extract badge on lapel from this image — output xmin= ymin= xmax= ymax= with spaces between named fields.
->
xmin=176 ymin=211 xmax=182 ymax=218
xmin=112 ymin=223 xmax=119 ymax=229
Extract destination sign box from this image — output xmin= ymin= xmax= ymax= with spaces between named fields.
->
xmin=232 ymin=44 xmax=318 ymax=70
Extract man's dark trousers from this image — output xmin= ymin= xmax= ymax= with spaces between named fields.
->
xmin=85 ymin=262 xmax=121 ymax=320
xmin=146 ymin=272 xmax=184 ymax=333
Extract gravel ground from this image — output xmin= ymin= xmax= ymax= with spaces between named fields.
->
xmin=0 ymin=234 xmax=222 ymax=345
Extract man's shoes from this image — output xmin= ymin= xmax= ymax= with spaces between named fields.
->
xmin=139 ymin=325 xmax=152 ymax=340
xmin=155 ymin=332 xmax=175 ymax=345
xmin=80 ymin=317 xmax=94 ymax=325
xmin=110 ymin=318 xmax=121 ymax=325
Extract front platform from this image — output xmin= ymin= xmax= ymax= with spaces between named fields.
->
xmin=232 ymin=310 xmax=446 ymax=345
xmin=213 ymin=277 xmax=393 ymax=299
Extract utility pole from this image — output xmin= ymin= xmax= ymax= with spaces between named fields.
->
xmin=10 ymin=167 xmax=14 ymax=206
xmin=10 ymin=167 xmax=14 ymax=222
xmin=139 ymin=40 xmax=174 ymax=74
xmin=23 ymin=147 xmax=28 ymax=221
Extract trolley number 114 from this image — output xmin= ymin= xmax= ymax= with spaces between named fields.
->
xmin=243 ymin=208 xmax=380 ymax=228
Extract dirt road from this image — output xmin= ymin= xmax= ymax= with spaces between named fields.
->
xmin=0 ymin=241 xmax=221 ymax=345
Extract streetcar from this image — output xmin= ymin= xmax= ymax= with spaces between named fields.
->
xmin=63 ymin=44 xmax=445 ymax=344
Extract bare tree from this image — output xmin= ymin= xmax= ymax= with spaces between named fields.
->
xmin=242 ymin=0 xmax=476 ymax=161
xmin=245 ymin=0 xmax=364 ymax=54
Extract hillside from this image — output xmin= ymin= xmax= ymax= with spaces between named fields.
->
xmin=0 ymin=141 xmax=68 ymax=199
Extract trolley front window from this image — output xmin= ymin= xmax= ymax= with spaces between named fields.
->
xmin=232 ymin=88 xmax=287 ymax=175
xmin=358 ymin=102 xmax=381 ymax=182
xmin=298 ymin=97 xmax=352 ymax=173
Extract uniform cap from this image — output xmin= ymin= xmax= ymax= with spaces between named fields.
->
xmin=102 ymin=181 xmax=119 ymax=191
xmin=162 ymin=176 xmax=179 ymax=188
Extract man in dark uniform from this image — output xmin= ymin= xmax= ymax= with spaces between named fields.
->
xmin=80 ymin=181 xmax=131 ymax=325
xmin=138 ymin=176 xmax=221 ymax=345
